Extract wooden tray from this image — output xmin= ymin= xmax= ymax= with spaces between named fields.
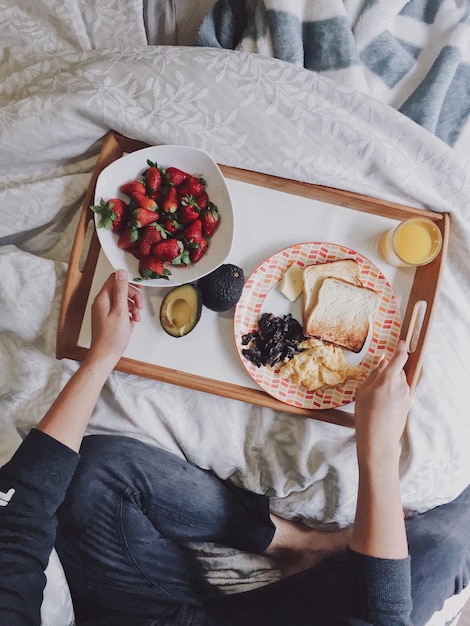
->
xmin=57 ymin=131 xmax=449 ymax=428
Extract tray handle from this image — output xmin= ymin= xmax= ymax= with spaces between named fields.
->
xmin=401 ymin=213 xmax=449 ymax=391
xmin=404 ymin=300 xmax=427 ymax=353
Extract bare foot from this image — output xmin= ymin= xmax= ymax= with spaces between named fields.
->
xmin=266 ymin=513 xmax=352 ymax=578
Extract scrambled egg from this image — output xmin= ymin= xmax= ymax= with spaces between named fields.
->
xmin=279 ymin=338 xmax=364 ymax=392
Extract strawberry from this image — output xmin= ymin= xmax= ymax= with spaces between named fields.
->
xmin=139 ymin=223 xmax=167 ymax=256
xmin=179 ymin=176 xmax=205 ymax=198
xmin=182 ymin=218 xmax=203 ymax=245
xmin=166 ymin=166 xmax=189 ymax=187
xmin=152 ymin=238 xmax=181 ymax=261
xmin=120 ymin=180 xmax=146 ymax=197
xmin=145 ymin=164 xmax=162 ymax=192
xmin=195 ymin=191 xmax=209 ymax=211
xmin=189 ymin=237 xmax=208 ymax=263
xmin=162 ymin=217 xmax=183 ymax=236
xmin=132 ymin=193 xmax=158 ymax=212
xmin=132 ymin=208 xmax=160 ymax=228
xmin=179 ymin=196 xmax=200 ymax=225
xmin=138 ymin=256 xmax=171 ymax=281
xmin=161 ymin=186 xmax=178 ymax=213
xmin=150 ymin=189 xmax=164 ymax=206
xmin=130 ymin=247 xmax=145 ymax=261
xmin=153 ymin=239 xmax=190 ymax=265
xmin=118 ymin=225 xmax=139 ymax=250
xmin=201 ymin=205 xmax=220 ymax=238
xmin=91 ymin=197 xmax=129 ymax=233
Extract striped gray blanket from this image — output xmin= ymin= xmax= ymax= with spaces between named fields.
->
xmin=196 ymin=0 xmax=470 ymax=153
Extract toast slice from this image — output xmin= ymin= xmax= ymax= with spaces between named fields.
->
xmin=302 ymin=259 xmax=363 ymax=321
xmin=304 ymin=277 xmax=380 ymax=353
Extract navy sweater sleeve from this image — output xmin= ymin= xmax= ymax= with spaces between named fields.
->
xmin=346 ymin=548 xmax=413 ymax=626
xmin=0 ymin=429 xmax=79 ymax=626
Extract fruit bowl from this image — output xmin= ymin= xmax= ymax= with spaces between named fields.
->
xmin=93 ymin=145 xmax=234 ymax=287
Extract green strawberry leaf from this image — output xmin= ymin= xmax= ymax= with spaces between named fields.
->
xmin=103 ymin=216 xmax=114 ymax=230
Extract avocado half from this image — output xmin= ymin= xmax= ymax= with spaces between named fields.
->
xmin=160 ymin=283 xmax=202 ymax=337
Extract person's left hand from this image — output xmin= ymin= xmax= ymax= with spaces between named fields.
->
xmin=87 ymin=269 xmax=143 ymax=368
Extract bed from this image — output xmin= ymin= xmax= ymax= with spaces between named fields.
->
xmin=1 ymin=1 xmax=470 ymax=624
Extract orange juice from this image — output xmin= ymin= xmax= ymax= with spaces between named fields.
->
xmin=380 ymin=218 xmax=442 ymax=267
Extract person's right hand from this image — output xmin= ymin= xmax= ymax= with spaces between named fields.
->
xmin=354 ymin=340 xmax=411 ymax=463
xmin=87 ymin=269 xmax=143 ymax=370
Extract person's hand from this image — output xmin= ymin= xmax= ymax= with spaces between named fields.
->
xmin=351 ymin=341 xmax=410 ymax=560
xmin=354 ymin=340 xmax=411 ymax=464
xmin=86 ymin=270 xmax=143 ymax=369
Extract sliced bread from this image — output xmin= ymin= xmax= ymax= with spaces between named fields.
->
xmin=302 ymin=259 xmax=363 ymax=321
xmin=304 ymin=277 xmax=380 ymax=353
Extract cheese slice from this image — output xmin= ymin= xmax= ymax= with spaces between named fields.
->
xmin=279 ymin=263 xmax=304 ymax=302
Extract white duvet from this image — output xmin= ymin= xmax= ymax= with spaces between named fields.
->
xmin=1 ymin=1 xmax=470 ymax=623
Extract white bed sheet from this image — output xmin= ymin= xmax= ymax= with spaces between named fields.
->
xmin=1 ymin=2 xmax=470 ymax=625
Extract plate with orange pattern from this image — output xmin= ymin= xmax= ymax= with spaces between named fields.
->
xmin=233 ymin=242 xmax=401 ymax=410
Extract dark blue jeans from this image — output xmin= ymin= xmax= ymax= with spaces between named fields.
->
xmin=56 ymin=435 xmax=470 ymax=626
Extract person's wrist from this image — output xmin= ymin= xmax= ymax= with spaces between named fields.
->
xmin=356 ymin=438 xmax=401 ymax=471
xmin=83 ymin=347 xmax=120 ymax=377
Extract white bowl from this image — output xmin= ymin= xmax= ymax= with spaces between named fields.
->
xmin=94 ymin=145 xmax=234 ymax=287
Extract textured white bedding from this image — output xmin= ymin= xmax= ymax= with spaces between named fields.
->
xmin=1 ymin=2 xmax=469 ymax=625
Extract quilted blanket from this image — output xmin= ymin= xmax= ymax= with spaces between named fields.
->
xmin=197 ymin=0 xmax=470 ymax=153
xmin=1 ymin=1 xmax=470 ymax=624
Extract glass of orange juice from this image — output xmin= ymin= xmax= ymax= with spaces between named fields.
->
xmin=379 ymin=217 xmax=442 ymax=267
